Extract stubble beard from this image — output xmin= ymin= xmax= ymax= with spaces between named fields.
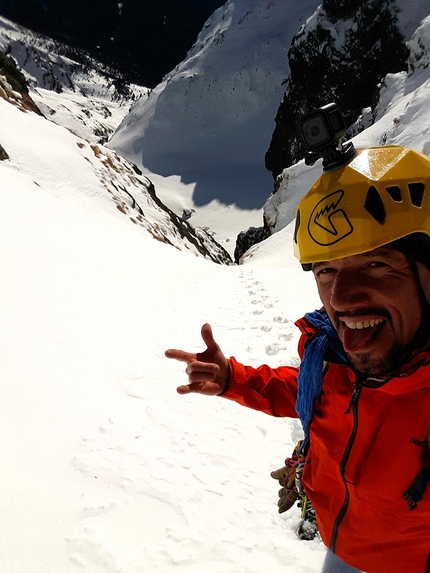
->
xmin=346 ymin=338 xmax=406 ymax=378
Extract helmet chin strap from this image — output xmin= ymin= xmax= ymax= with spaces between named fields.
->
xmin=405 ymin=254 xmax=430 ymax=355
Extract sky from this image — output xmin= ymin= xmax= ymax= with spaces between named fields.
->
xmin=1 ymin=3 xmax=430 ymax=573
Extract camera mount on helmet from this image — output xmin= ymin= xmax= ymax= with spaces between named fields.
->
xmin=298 ymin=103 xmax=356 ymax=171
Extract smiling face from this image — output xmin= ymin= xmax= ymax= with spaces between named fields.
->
xmin=313 ymin=247 xmax=430 ymax=377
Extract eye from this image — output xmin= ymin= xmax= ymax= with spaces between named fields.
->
xmin=313 ymin=266 xmax=337 ymax=280
xmin=366 ymin=260 xmax=390 ymax=269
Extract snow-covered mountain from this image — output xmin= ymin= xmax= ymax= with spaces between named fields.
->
xmin=6 ymin=0 xmax=427 ymax=260
xmin=110 ymin=0 xmax=320 ymax=210
xmin=109 ymin=0 xmax=430 ymax=258
xmin=0 ymin=16 xmax=149 ymax=143
xmin=0 ymin=16 xmax=232 ymax=264
xmin=265 ymin=0 xmax=430 ymax=177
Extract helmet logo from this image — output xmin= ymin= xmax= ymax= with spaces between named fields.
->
xmin=308 ymin=190 xmax=353 ymax=246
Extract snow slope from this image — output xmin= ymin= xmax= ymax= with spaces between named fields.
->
xmin=0 ymin=90 xmax=323 ymax=573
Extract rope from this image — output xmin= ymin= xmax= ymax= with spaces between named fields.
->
xmin=296 ymin=309 xmax=346 ymax=454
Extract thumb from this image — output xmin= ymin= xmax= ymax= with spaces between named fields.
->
xmin=200 ymin=323 xmax=220 ymax=352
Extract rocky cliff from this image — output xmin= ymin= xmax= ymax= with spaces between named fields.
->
xmin=264 ymin=0 xmax=411 ymax=179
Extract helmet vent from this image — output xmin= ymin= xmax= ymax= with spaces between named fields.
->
xmin=408 ymin=182 xmax=425 ymax=207
xmin=364 ymin=185 xmax=386 ymax=224
xmin=386 ymin=185 xmax=402 ymax=202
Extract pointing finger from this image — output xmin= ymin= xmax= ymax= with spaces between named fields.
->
xmin=165 ymin=348 xmax=196 ymax=364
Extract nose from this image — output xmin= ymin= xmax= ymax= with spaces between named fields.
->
xmin=329 ymin=269 xmax=370 ymax=312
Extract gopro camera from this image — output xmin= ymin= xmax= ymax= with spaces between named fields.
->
xmin=298 ymin=103 xmax=355 ymax=171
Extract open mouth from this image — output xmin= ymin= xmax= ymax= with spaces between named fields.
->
xmin=341 ymin=317 xmax=386 ymax=352
xmin=342 ymin=318 xmax=385 ymax=330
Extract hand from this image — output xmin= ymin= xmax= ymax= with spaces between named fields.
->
xmin=271 ymin=465 xmax=294 ymax=486
xmin=165 ymin=323 xmax=229 ymax=396
xmin=271 ymin=464 xmax=299 ymax=513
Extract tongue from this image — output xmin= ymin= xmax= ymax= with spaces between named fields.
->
xmin=343 ymin=324 xmax=383 ymax=353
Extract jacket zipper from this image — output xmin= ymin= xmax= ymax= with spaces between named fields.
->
xmin=330 ymin=382 xmax=362 ymax=553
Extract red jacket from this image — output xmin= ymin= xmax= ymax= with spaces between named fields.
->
xmin=223 ymin=316 xmax=430 ymax=573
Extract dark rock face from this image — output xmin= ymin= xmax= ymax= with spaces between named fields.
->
xmin=0 ymin=50 xmax=42 ymax=114
xmin=0 ymin=0 xmax=226 ymax=87
xmin=234 ymin=225 xmax=270 ymax=264
xmin=265 ymin=0 xmax=409 ymax=179
xmin=323 ymin=0 xmax=364 ymax=19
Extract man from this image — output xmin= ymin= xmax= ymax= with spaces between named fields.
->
xmin=166 ymin=144 xmax=430 ymax=573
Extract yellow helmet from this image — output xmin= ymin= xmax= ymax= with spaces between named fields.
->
xmin=293 ymin=145 xmax=430 ymax=270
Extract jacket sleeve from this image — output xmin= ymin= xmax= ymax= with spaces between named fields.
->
xmin=221 ymin=356 xmax=299 ymax=418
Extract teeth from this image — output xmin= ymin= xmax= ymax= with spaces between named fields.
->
xmin=343 ymin=318 xmax=384 ymax=330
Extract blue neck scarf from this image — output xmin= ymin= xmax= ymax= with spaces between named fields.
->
xmin=296 ymin=309 xmax=346 ymax=454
